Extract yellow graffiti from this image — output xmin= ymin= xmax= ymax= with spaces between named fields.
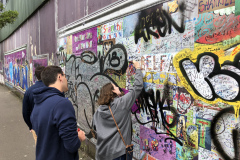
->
xmin=168 ymin=0 xmax=178 ymax=13
xmin=233 ymin=105 xmax=239 ymax=119
xmin=186 ymin=122 xmax=198 ymax=150
xmin=29 ymin=66 xmax=33 ymax=84
xmin=160 ymin=73 xmax=166 ymax=78
xmin=108 ymin=73 xmax=126 ymax=89
xmin=67 ymin=35 xmax=73 ymax=55
xmin=143 ymin=72 xmax=169 ymax=84
xmin=143 ymin=72 xmax=158 ymax=84
xmin=173 ymin=44 xmax=240 ymax=106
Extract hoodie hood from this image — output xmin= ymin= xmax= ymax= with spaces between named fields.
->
xmin=33 ymin=87 xmax=65 ymax=104
xmin=98 ymin=99 xmax=118 ymax=119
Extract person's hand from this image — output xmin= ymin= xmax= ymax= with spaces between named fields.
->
xmin=78 ymin=129 xmax=86 ymax=141
xmin=133 ymin=60 xmax=140 ymax=69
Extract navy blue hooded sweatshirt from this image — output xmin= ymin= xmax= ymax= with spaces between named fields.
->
xmin=31 ymin=87 xmax=80 ymax=160
xmin=22 ymin=80 xmax=45 ymax=130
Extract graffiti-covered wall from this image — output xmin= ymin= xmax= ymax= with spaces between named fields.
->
xmin=0 ymin=0 xmax=120 ymax=91
xmin=4 ymin=48 xmax=28 ymax=91
xmin=1 ymin=0 xmax=240 ymax=159
xmin=59 ymin=0 xmax=240 ymax=159
xmin=0 ymin=60 xmax=4 ymax=84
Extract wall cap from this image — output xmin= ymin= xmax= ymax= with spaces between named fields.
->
xmin=58 ymin=0 xmax=168 ymax=38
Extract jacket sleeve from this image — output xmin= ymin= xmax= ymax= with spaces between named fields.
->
xmin=117 ymin=69 xmax=143 ymax=110
xmin=53 ymin=99 xmax=81 ymax=153
xmin=22 ymin=91 xmax=32 ymax=130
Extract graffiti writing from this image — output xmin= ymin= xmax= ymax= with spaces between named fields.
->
xmin=179 ymin=52 xmax=240 ymax=102
xmin=198 ymin=0 xmax=235 ymax=13
xmin=211 ymin=106 xmax=239 ymax=160
xmin=133 ymin=84 xmax=183 ymax=146
xmin=65 ymin=44 xmax=128 ymax=137
xmin=134 ymin=2 xmax=185 ymax=44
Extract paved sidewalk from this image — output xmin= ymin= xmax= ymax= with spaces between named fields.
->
xmin=79 ymin=149 xmax=94 ymax=160
xmin=0 ymin=85 xmax=35 ymax=160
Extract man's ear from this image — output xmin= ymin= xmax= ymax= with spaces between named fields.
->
xmin=58 ymin=74 xmax=62 ymax=82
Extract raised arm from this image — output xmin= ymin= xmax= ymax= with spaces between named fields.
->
xmin=116 ymin=60 xmax=143 ymax=110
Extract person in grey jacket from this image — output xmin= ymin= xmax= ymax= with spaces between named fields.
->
xmin=93 ymin=60 xmax=143 ymax=160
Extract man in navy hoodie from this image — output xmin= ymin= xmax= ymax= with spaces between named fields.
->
xmin=22 ymin=66 xmax=45 ymax=141
xmin=31 ymin=66 xmax=85 ymax=160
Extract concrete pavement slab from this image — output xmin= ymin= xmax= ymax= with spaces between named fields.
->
xmin=0 ymin=85 xmax=35 ymax=160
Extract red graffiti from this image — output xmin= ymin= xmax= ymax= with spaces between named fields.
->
xmin=198 ymin=121 xmax=209 ymax=144
xmin=196 ymin=14 xmax=240 ymax=44
xmin=179 ymin=93 xmax=191 ymax=104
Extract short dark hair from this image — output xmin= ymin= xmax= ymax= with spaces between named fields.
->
xmin=98 ymin=83 xmax=117 ymax=105
xmin=35 ymin=66 xmax=45 ymax=80
xmin=41 ymin=66 xmax=63 ymax=86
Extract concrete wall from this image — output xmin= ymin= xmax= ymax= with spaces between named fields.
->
xmin=1 ymin=0 xmax=240 ymax=160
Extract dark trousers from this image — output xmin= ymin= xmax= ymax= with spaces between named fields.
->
xmin=113 ymin=153 xmax=133 ymax=160
xmin=113 ymin=154 xmax=127 ymax=160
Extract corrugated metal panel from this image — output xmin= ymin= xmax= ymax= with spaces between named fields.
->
xmin=58 ymin=0 xmax=85 ymax=29
xmin=57 ymin=0 xmax=118 ymax=29
xmin=0 ymin=43 xmax=2 ymax=60
xmin=20 ymin=22 xmax=29 ymax=50
xmin=8 ymin=34 xmax=14 ymax=50
xmin=15 ymin=29 xmax=21 ymax=48
xmin=1 ymin=0 xmax=56 ymax=60
xmin=58 ymin=0 xmax=118 ymax=28
xmin=27 ymin=12 xmax=40 ymax=57
xmin=0 ymin=0 xmax=49 ymax=42
xmin=88 ymin=0 xmax=118 ymax=15
xmin=39 ymin=0 xmax=56 ymax=55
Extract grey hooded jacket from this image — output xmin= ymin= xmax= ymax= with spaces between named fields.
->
xmin=93 ymin=69 xmax=143 ymax=160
